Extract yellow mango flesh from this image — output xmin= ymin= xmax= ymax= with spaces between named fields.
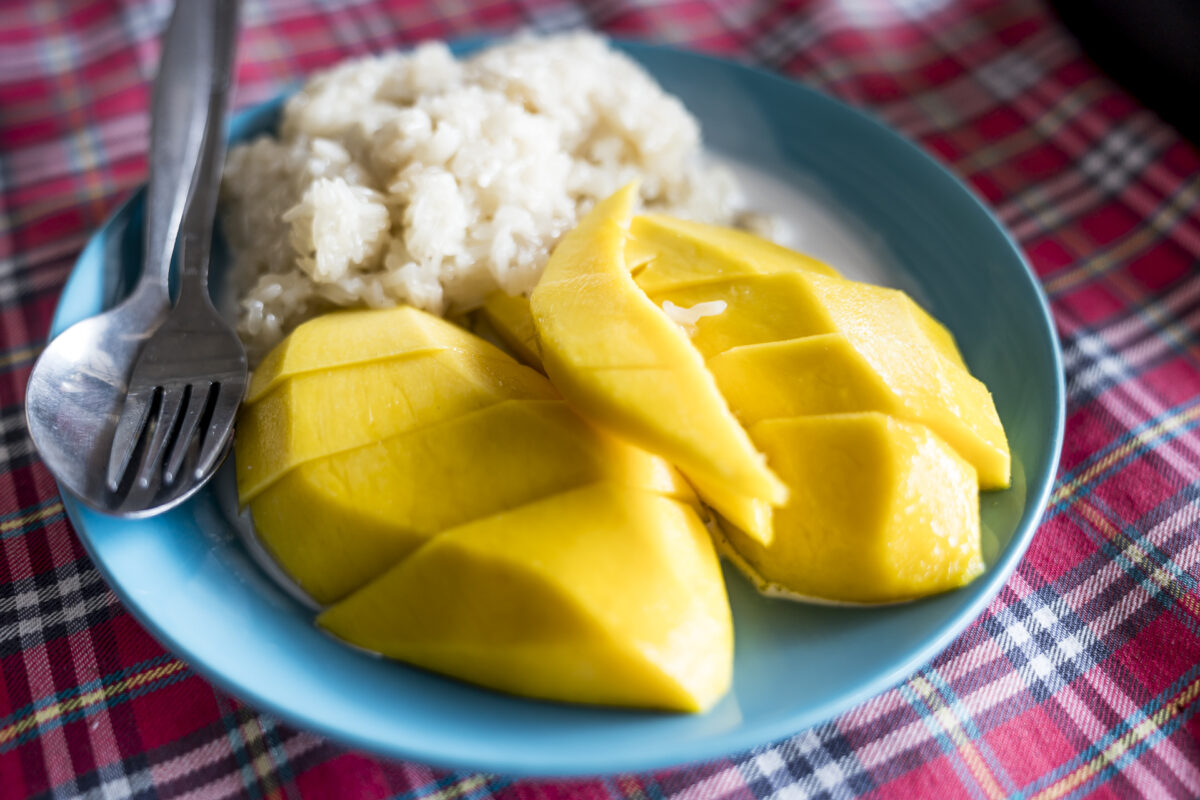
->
xmin=251 ymin=399 xmax=695 ymax=604
xmin=241 ymin=305 xmax=695 ymax=609
xmin=619 ymin=216 xmax=1005 ymax=604
xmin=683 ymin=471 xmax=774 ymax=546
xmin=645 ymin=273 xmax=836 ymax=358
xmin=708 ymin=334 xmax=901 ymax=423
xmin=470 ymin=280 xmax=774 ymax=541
xmin=629 ymin=240 xmax=1007 ymax=489
xmin=530 ymin=184 xmax=787 ymax=523
xmin=237 ymin=349 xmax=556 ymax=502
xmin=478 ymin=291 xmax=543 ymax=369
xmin=628 ymin=214 xmax=838 ymax=293
xmin=805 ymin=275 xmax=1009 ymax=488
xmin=718 ymin=414 xmax=983 ymax=604
xmin=708 ymin=322 xmax=1007 ymax=487
xmin=906 ymin=296 xmax=968 ymax=370
xmin=318 ymin=482 xmax=733 ymax=712
xmin=247 ymin=306 xmax=508 ymax=402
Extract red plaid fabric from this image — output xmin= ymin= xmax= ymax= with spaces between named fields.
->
xmin=3 ymin=0 xmax=1200 ymax=797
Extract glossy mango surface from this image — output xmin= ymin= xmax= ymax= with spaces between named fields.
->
xmin=250 ymin=399 xmax=695 ymax=603
xmin=625 ymin=212 xmax=1007 ymax=603
xmin=718 ymin=414 xmax=984 ymax=604
xmin=247 ymin=306 xmax=500 ymax=402
xmin=627 ymin=213 xmax=838 ymax=293
xmin=318 ymin=482 xmax=733 ymax=712
xmin=478 ymin=290 xmax=543 ymax=369
xmin=529 ymin=184 xmax=787 ymax=536
xmin=237 ymin=348 xmax=556 ymax=502
xmin=638 ymin=255 xmax=1009 ymax=488
xmin=238 ymin=306 xmax=694 ymax=606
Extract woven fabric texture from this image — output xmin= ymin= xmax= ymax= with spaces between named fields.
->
xmin=2 ymin=0 xmax=1200 ymax=797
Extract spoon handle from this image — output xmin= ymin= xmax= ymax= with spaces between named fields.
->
xmin=130 ymin=0 xmax=218 ymax=308
xmin=179 ymin=0 xmax=240 ymax=302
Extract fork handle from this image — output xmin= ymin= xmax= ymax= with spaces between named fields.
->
xmin=128 ymin=0 xmax=218 ymax=309
xmin=178 ymin=0 xmax=240 ymax=304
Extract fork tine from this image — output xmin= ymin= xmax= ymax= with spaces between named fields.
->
xmin=132 ymin=385 xmax=187 ymax=492
xmin=107 ymin=386 xmax=157 ymax=492
xmin=163 ymin=382 xmax=214 ymax=485
xmin=194 ymin=382 xmax=241 ymax=479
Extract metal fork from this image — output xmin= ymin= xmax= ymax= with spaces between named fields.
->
xmin=106 ymin=0 xmax=246 ymax=515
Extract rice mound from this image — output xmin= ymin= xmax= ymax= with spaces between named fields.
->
xmin=221 ymin=32 xmax=744 ymax=362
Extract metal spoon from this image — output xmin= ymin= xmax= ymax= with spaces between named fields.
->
xmin=25 ymin=0 xmax=222 ymax=514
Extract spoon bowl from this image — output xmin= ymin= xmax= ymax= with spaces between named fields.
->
xmin=26 ymin=291 xmax=166 ymax=512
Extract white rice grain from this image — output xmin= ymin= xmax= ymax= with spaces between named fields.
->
xmin=221 ymin=32 xmax=744 ymax=362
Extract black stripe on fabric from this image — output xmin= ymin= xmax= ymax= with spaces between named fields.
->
xmin=0 ymin=556 xmax=119 ymax=658
xmin=1000 ymin=116 xmax=1173 ymax=246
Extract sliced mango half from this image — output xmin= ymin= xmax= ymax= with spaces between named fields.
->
xmin=237 ymin=348 xmax=555 ymax=503
xmin=477 ymin=290 xmax=543 ymax=370
xmin=247 ymin=306 xmax=507 ymax=402
xmin=318 ymin=482 xmax=733 ymax=712
xmin=717 ymin=413 xmax=984 ymax=605
xmin=628 ymin=213 xmax=838 ymax=293
xmin=804 ymin=275 xmax=1009 ymax=488
xmin=530 ymin=184 xmax=787 ymax=529
xmin=251 ymin=399 xmax=696 ymax=605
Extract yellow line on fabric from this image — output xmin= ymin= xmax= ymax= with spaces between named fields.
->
xmin=0 ymin=660 xmax=187 ymax=745
xmin=1052 ymin=404 xmax=1200 ymax=506
xmin=425 ymin=775 xmax=490 ymax=800
xmin=0 ymin=502 xmax=63 ymax=535
xmin=1071 ymin=501 xmax=1200 ymax=618
xmin=909 ymin=676 xmax=1006 ymax=800
xmin=957 ymin=79 xmax=1108 ymax=175
xmin=240 ymin=712 xmax=283 ymax=800
xmin=1030 ymin=675 xmax=1200 ymax=800
xmin=0 ymin=344 xmax=43 ymax=371
xmin=1043 ymin=175 xmax=1200 ymax=297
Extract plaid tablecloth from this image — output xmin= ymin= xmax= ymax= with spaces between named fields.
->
xmin=4 ymin=0 xmax=1200 ymax=797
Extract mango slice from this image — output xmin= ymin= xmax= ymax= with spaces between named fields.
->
xmin=247 ymin=306 xmax=507 ymax=402
xmin=478 ymin=291 xmax=543 ymax=369
xmin=717 ymin=414 xmax=984 ymax=604
xmin=630 ymin=256 xmax=1007 ymax=488
xmin=237 ymin=349 xmax=556 ymax=502
xmin=619 ymin=215 xmax=1004 ymax=604
xmin=907 ymin=297 xmax=968 ymax=370
xmin=646 ymin=273 xmax=836 ymax=358
xmin=530 ymin=184 xmax=787 ymax=527
xmin=628 ymin=214 xmax=838 ymax=293
xmin=470 ymin=284 xmax=771 ymax=541
xmin=252 ymin=399 xmax=696 ymax=605
xmin=241 ymin=305 xmax=696 ymax=606
xmin=708 ymin=328 xmax=1009 ymax=488
xmin=318 ymin=482 xmax=733 ymax=712
xmin=804 ymin=275 xmax=1009 ymax=488
xmin=709 ymin=334 xmax=897 ymax=424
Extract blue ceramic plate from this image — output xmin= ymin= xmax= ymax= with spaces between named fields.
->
xmin=53 ymin=41 xmax=1064 ymax=776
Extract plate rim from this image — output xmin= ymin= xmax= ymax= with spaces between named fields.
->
xmin=50 ymin=38 xmax=1065 ymax=776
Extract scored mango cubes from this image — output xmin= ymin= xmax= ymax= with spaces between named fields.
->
xmin=319 ymin=482 xmax=732 ymax=712
xmin=720 ymin=414 xmax=984 ymax=604
xmin=236 ymin=305 xmax=730 ymax=712
xmin=529 ymin=184 xmax=787 ymax=544
xmin=627 ymin=207 xmax=1008 ymax=604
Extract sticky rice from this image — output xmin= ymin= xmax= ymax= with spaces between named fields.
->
xmin=220 ymin=32 xmax=744 ymax=362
